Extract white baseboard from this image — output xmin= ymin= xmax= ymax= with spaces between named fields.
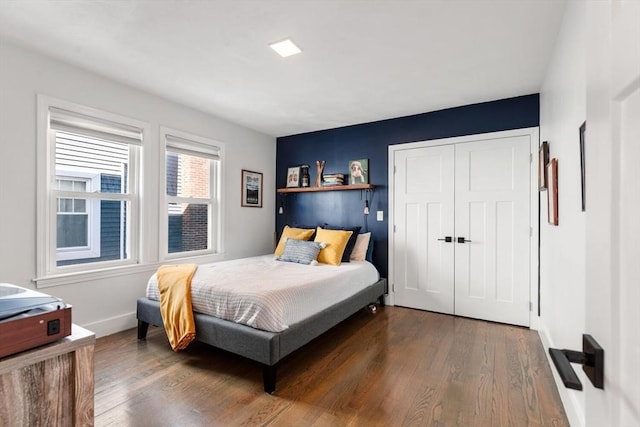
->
xmin=537 ymin=323 xmax=585 ymax=427
xmin=81 ymin=311 xmax=137 ymax=338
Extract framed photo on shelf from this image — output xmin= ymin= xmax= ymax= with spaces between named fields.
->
xmin=286 ymin=166 xmax=301 ymax=188
xmin=547 ymin=158 xmax=558 ymax=225
xmin=538 ymin=141 xmax=549 ymax=190
xmin=579 ymin=122 xmax=586 ymax=211
xmin=241 ymin=169 xmax=263 ymax=208
xmin=349 ymin=158 xmax=369 ymax=184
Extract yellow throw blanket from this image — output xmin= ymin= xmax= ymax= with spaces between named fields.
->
xmin=157 ymin=263 xmax=198 ymax=351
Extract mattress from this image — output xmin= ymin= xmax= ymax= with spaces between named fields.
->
xmin=146 ymin=255 xmax=380 ymax=332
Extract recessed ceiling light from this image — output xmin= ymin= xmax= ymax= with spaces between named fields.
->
xmin=269 ymin=39 xmax=302 ymax=58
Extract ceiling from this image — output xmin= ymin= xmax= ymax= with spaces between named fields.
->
xmin=0 ymin=0 xmax=566 ymax=137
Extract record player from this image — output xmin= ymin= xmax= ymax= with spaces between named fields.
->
xmin=0 ymin=283 xmax=71 ymax=358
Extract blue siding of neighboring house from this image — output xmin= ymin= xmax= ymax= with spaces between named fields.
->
xmin=168 ymin=215 xmax=183 ymax=253
xmin=99 ymin=174 xmax=123 ymax=261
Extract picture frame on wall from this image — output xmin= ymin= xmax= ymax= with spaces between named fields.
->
xmin=241 ymin=169 xmax=263 ymax=208
xmin=286 ymin=166 xmax=301 ymax=188
xmin=579 ymin=121 xmax=586 ymax=211
xmin=538 ymin=141 xmax=549 ymax=190
xmin=547 ymin=158 xmax=558 ymax=225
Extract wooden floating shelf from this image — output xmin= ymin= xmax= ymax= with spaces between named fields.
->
xmin=277 ymin=184 xmax=375 ymax=194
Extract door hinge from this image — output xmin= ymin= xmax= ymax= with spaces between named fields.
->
xmin=530 ymin=302 xmax=533 ymax=312
xmin=530 ymin=153 xmax=533 ymax=163
xmin=392 ymin=283 xmax=395 ymax=292
xmin=530 ymin=227 xmax=533 ymax=237
xmin=393 ymin=225 xmax=396 ymax=233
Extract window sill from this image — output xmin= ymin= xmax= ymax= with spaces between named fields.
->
xmin=34 ymin=253 xmax=226 ymax=288
xmin=34 ymin=263 xmax=158 ymax=289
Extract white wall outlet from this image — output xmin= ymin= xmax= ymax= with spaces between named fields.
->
xmin=376 ymin=211 xmax=384 ymax=221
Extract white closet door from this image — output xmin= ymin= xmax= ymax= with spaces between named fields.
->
xmin=391 ymin=132 xmax=532 ymax=326
xmin=393 ymin=144 xmax=455 ymax=313
xmin=453 ymin=136 xmax=531 ymax=326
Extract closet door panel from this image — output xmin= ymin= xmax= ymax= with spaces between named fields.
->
xmin=393 ymin=145 xmax=455 ymax=314
xmin=454 ymin=136 xmax=530 ymax=326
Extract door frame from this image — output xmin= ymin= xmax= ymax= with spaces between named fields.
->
xmin=583 ymin=1 xmax=640 ymax=425
xmin=388 ymin=127 xmax=540 ymax=330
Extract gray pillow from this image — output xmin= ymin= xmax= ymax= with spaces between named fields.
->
xmin=277 ymin=238 xmax=326 ymax=265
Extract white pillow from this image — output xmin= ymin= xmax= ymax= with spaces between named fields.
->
xmin=350 ymin=232 xmax=371 ymax=261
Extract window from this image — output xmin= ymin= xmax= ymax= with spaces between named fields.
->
xmin=161 ymin=128 xmax=222 ymax=258
xmin=37 ymin=97 xmax=144 ymax=279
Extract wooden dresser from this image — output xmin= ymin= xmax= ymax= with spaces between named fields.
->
xmin=0 ymin=324 xmax=95 ymax=426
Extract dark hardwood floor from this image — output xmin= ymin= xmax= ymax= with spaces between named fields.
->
xmin=94 ymin=306 xmax=568 ymax=426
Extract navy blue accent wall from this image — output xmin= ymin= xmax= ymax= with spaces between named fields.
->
xmin=275 ymin=94 xmax=539 ymax=278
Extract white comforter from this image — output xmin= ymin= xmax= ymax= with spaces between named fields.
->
xmin=146 ymin=255 xmax=380 ymax=332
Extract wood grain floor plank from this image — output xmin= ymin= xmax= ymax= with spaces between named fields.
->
xmin=94 ymin=307 xmax=569 ymax=426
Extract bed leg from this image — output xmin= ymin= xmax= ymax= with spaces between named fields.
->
xmin=263 ymin=365 xmax=277 ymax=394
xmin=378 ymin=295 xmax=385 ymax=306
xmin=137 ymin=320 xmax=150 ymax=340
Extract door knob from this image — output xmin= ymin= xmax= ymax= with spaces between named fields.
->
xmin=437 ymin=236 xmax=453 ymax=242
xmin=457 ymin=237 xmax=471 ymax=243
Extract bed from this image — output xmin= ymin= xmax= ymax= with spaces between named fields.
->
xmin=136 ymin=254 xmax=386 ymax=393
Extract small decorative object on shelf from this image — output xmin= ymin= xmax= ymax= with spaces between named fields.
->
xmin=286 ymin=166 xmax=301 ymax=188
xmin=314 ymin=160 xmax=325 ymax=187
xmin=349 ymin=158 xmax=369 ymax=184
xmin=300 ymin=164 xmax=310 ymax=188
xmin=322 ymin=173 xmax=344 ymax=186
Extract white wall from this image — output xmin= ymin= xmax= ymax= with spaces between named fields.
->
xmin=0 ymin=40 xmax=276 ymax=336
xmin=538 ymin=2 xmax=586 ymax=426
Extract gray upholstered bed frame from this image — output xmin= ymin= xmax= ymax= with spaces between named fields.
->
xmin=136 ymin=278 xmax=386 ymax=393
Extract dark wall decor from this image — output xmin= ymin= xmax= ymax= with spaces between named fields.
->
xmin=241 ymin=169 xmax=263 ymax=208
xmin=275 ymin=94 xmax=540 ymax=277
xmin=539 ymin=141 xmax=549 ymax=190
xmin=579 ymin=122 xmax=586 ymax=211
xmin=547 ymin=158 xmax=559 ymax=225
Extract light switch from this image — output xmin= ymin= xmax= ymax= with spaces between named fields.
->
xmin=376 ymin=211 xmax=384 ymax=221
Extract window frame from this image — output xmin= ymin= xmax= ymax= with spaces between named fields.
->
xmin=159 ymin=126 xmax=223 ymax=261
xmin=35 ymin=95 xmax=147 ymax=286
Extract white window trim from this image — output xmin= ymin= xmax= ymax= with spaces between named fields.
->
xmin=55 ymin=171 xmax=102 ymax=261
xmin=159 ymin=126 xmax=224 ymax=261
xmin=35 ymin=95 xmax=148 ymax=287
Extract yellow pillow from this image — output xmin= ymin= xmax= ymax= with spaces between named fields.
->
xmin=314 ymin=227 xmax=353 ymax=265
xmin=275 ymin=226 xmax=315 ymax=257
